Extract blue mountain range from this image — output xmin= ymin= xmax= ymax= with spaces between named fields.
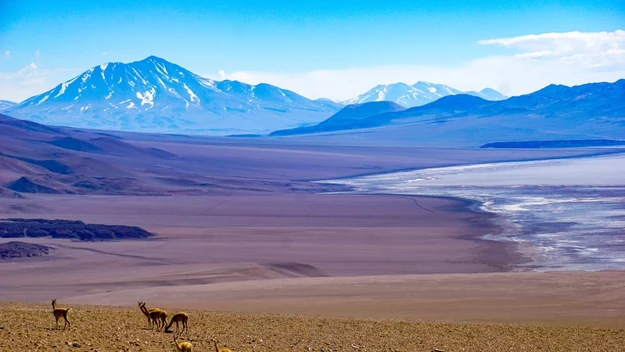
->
xmin=6 ymin=56 xmax=341 ymax=135
xmin=271 ymin=79 xmax=625 ymax=146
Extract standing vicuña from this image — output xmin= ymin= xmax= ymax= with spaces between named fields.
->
xmin=150 ymin=308 xmax=168 ymax=331
xmin=165 ymin=312 xmax=189 ymax=334
xmin=51 ymin=299 xmax=71 ymax=330
xmin=139 ymin=301 xmax=168 ymax=331
xmin=138 ymin=301 xmax=162 ymax=329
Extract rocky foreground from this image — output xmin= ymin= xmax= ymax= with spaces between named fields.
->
xmin=0 ymin=302 xmax=623 ymax=351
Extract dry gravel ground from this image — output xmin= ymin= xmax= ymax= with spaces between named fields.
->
xmin=1 ymin=302 xmax=624 ymax=352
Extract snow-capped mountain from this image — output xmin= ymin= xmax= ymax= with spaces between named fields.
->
xmin=6 ymin=56 xmax=340 ymax=134
xmin=343 ymin=82 xmax=507 ymax=108
xmin=0 ymin=100 xmax=17 ymax=111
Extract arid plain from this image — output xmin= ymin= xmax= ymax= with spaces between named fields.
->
xmin=2 ymin=114 xmax=625 ymax=350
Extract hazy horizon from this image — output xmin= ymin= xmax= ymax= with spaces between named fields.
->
xmin=1 ymin=0 xmax=624 ymax=102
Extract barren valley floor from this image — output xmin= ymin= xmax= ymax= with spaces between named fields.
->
xmin=0 ymin=193 xmax=513 ymax=300
xmin=2 ymin=120 xmax=625 ymax=350
xmin=2 ymin=193 xmax=625 ymax=330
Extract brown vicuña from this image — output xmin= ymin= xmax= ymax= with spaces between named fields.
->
xmin=212 ymin=339 xmax=232 ymax=352
xmin=51 ymin=299 xmax=71 ymax=330
xmin=138 ymin=301 xmax=168 ymax=331
xmin=173 ymin=334 xmax=193 ymax=352
xmin=165 ymin=312 xmax=189 ymax=334
xmin=138 ymin=301 xmax=161 ymax=329
xmin=150 ymin=308 xmax=168 ymax=331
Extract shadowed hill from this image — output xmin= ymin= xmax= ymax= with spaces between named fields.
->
xmin=271 ymin=101 xmax=405 ymax=136
xmin=87 ymin=137 xmax=178 ymax=159
xmin=47 ymin=137 xmax=103 ymax=152
xmin=0 ymin=113 xmax=180 ymax=195
xmin=6 ymin=177 xmax=63 ymax=194
xmin=0 ymin=113 xmax=358 ymax=196
xmin=0 ymin=112 xmax=66 ymax=138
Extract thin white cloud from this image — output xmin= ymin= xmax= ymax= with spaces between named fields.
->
xmin=0 ymin=63 xmax=78 ymax=103
xmin=478 ymin=30 xmax=625 ymax=53
xmin=478 ymin=30 xmax=625 ymax=69
xmin=34 ymin=50 xmax=40 ymax=60
xmin=101 ymin=50 xmax=109 ymax=56
xmin=210 ymin=30 xmax=625 ymax=100
xmin=3 ymin=51 xmax=10 ymax=59
xmin=17 ymin=62 xmax=38 ymax=76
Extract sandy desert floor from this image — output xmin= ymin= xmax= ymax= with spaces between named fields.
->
xmin=64 ymin=270 xmax=625 ymax=327
xmin=0 ymin=193 xmax=517 ymax=301
xmin=1 ymin=301 xmax=625 ymax=352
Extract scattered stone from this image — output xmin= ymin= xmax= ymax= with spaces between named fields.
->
xmin=0 ymin=241 xmax=52 ymax=260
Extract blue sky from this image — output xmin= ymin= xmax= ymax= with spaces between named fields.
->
xmin=1 ymin=0 xmax=624 ymax=101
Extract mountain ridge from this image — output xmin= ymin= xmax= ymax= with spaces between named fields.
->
xmin=342 ymin=81 xmax=507 ymax=108
xmin=270 ymin=79 xmax=625 ymax=146
xmin=6 ymin=56 xmax=340 ymax=135
xmin=271 ymin=101 xmax=405 ymax=136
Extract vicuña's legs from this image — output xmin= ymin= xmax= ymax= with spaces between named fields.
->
xmin=63 ymin=312 xmax=71 ymax=330
xmin=149 ymin=309 xmax=168 ymax=331
xmin=56 ymin=313 xmax=70 ymax=330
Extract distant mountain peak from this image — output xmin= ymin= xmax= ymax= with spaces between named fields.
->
xmin=136 ymin=55 xmax=168 ymax=63
xmin=6 ymin=57 xmax=340 ymax=135
xmin=480 ymin=88 xmax=499 ymax=93
xmin=343 ymin=81 xmax=506 ymax=108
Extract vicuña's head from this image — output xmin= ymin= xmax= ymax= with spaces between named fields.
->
xmin=174 ymin=334 xmax=193 ymax=352
xmin=212 ymin=339 xmax=231 ymax=352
